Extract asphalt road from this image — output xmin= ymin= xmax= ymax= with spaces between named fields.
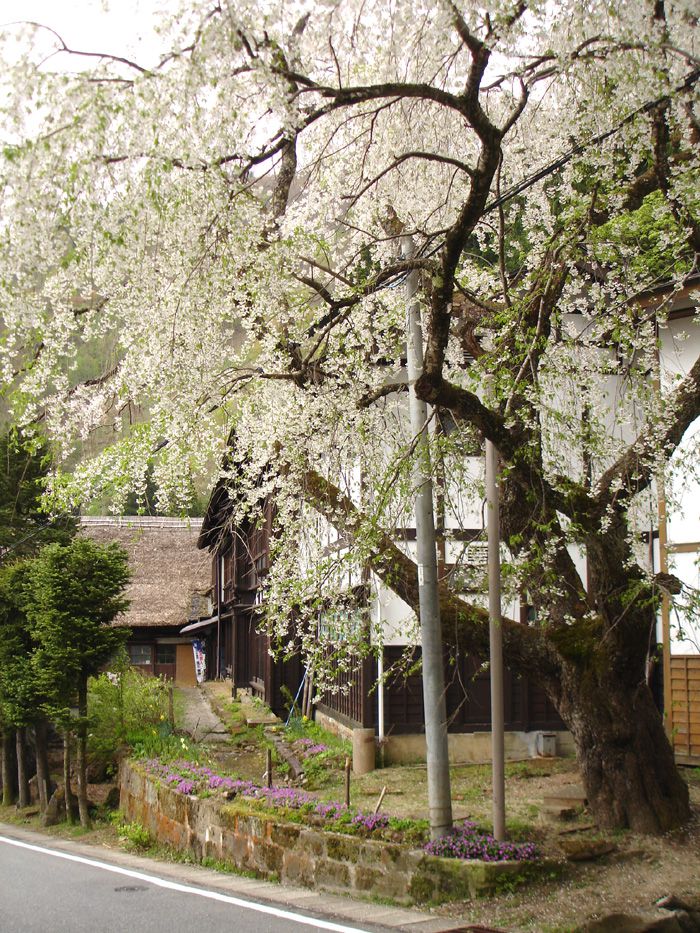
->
xmin=0 ymin=834 xmax=372 ymax=933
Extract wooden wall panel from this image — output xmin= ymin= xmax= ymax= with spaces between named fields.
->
xmin=670 ymin=655 xmax=700 ymax=765
xmin=320 ymin=646 xmax=566 ymax=734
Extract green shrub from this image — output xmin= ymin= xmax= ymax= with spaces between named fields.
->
xmin=388 ymin=816 xmax=430 ymax=845
xmin=118 ymin=820 xmax=154 ymax=851
xmin=88 ymin=654 xmax=173 ymax=775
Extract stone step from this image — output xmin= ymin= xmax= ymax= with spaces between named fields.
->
xmin=244 ymin=711 xmax=281 ymax=726
xmin=542 ymin=783 xmax=587 ymax=809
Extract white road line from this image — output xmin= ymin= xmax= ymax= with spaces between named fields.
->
xmin=0 ymin=834 xmax=370 ymax=933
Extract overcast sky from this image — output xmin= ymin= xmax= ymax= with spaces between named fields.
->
xmin=0 ymin=0 xmax=164 ymax=60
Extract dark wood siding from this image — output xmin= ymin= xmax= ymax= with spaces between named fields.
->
xmin=318 ymin=647 xmax=374 ymax=728
xmin=378 ymin=646 xmax=565 ymax=734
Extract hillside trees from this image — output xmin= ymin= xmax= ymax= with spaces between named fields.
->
xmin=0 ymin=1 xmax=698 ymax=832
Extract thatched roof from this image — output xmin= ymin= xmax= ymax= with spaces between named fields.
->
xmin=80 ymin=517 xmax=211 ymax=629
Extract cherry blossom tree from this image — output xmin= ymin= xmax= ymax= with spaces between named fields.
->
xmin=0 ymin=0 xmax=698 ymax=832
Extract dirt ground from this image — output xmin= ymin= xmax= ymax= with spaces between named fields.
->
xmin=320 ymin=758 xmax=699 ymax=932
xmin=435 ymin=768 xmax=700 ymax=932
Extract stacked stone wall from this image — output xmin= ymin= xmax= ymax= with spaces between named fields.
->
xmin=120 ymin=760 xmax=545 ymax=904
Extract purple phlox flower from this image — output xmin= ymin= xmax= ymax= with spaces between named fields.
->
xmin=256 ymin=786 xmax=314 ymax=808
xmin=351 ymin=811 xmax=389 ymax=833
xmin=314 ymin=802 xmax=347 ymax=820
xmin=424 ymin=821 xmax=539 ymax=862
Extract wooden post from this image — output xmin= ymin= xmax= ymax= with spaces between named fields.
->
xmin=653 ymin=334 xmax=673 ymax=742
xmin=344 ymin=757 xmax=351 ymax=808
xmin=266 ymin=748 xmax=273 ymax=789
xmin=373 ymin=786 xmax=387 ymax=815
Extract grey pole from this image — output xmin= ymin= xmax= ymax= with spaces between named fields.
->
xmin=403 ymin=235 xmax=453 ymax=839
xmin=485 ymin=434 xmax=506 ymax=840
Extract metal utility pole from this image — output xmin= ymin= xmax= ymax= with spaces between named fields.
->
xmin=485 ymin=433 xmax=506 ymax=841
xmin=403 ymin=235 xmax=453 ymax=839
xmin=651 ymin=336 xmax=673 ymax=739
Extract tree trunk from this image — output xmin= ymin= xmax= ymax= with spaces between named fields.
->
xmin=16 ymin=727 xmax=29 ymax=808
xmin=2 ymin=728 xmax=18 ymax=806
xmin=63 ymin=729 xmax=75 ymax=824
xmin=557 ymin=664 xmax=690 ymax=834
xmin=33 ymin=720 xmax=51 ymax=814
xmin=76 ymin=680 xmax=91 ymax=829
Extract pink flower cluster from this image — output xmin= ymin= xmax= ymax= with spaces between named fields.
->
xmin=294 ymin=737 xmax=330 ymax=756
xmin=141 ymin=759 xmax=407 ymax=843
xmin=143 ymin=759 xmax=239 ymax=795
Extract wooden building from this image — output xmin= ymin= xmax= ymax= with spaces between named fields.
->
xmin=80 ymin=516 xmax=212 ymax=686
xmin=197 ymin=490 xmax=303 ymax=706
xmin=197 ymin=486 xmax=567 ymax=759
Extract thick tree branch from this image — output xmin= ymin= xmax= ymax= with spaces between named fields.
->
xmin=357 ymin=382 xmax=407 ymax=409
xmin=300 ymin=466 xmax=558 ymax=677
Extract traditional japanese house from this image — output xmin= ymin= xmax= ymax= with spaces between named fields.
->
xmin=80 ymin=516 xmax=212 ymax=686
xmin=196 ymin=487 xmax=303 ymax=706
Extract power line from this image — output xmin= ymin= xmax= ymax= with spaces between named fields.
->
xmin=482 ymin=68 xmax=700 ymax=216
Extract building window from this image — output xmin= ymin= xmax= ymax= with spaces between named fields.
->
xmin=127 ymin=644 xmax=152 ymax=666
xmin=319 ymin=606 xmax=366 ymax=642
xmin=156 ymin=644 xmax=176 ymax=665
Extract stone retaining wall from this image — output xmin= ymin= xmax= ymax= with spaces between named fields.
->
xmin=120 ymin=761 xmax=548 ymax=904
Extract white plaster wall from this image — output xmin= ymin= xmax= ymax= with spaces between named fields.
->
xmin=313 ymin=309 xmax=699 ymax=655
xmin=444 ymin=456 xmax=484 ymax=530
xmin=662 ymin=317 xmax=700 ymax=655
